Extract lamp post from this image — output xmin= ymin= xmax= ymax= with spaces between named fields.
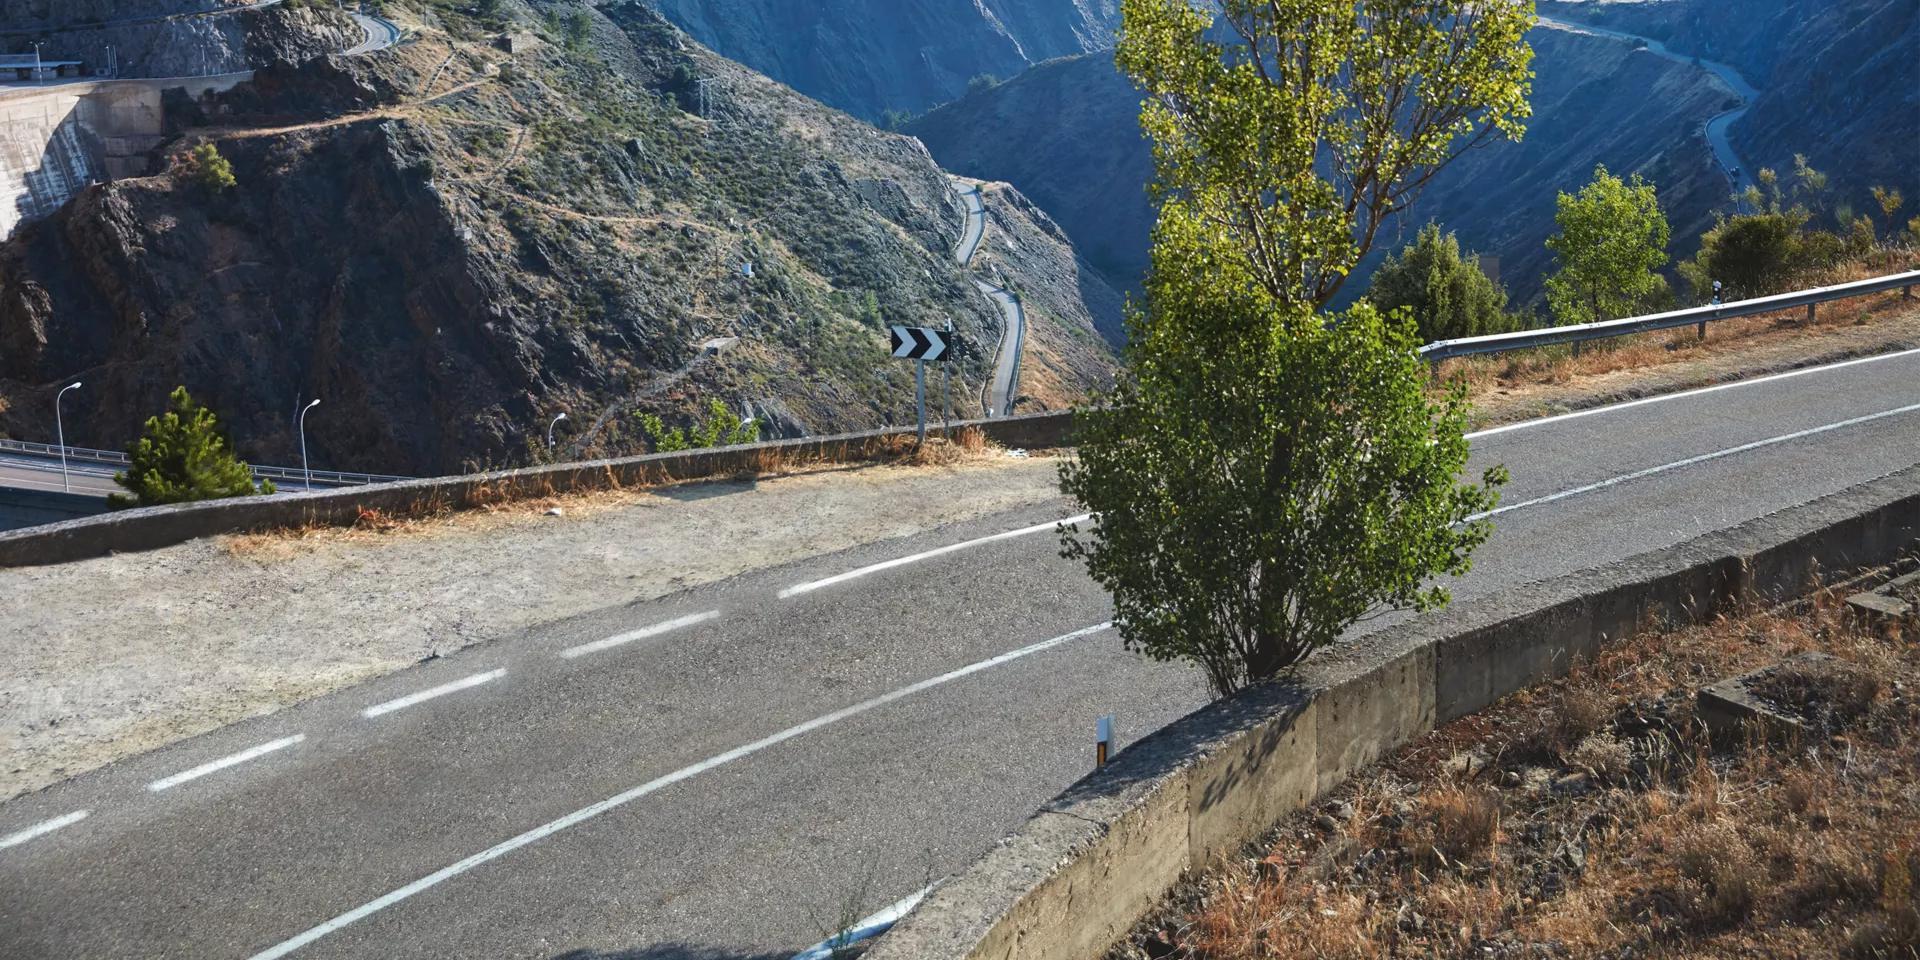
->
xmin=54 ymin=381 xmax=80 ymax=493
xmin=299 ymin=398 xmax=320 ymax=489
xmin=546 ymin=412 xmax=568 ymax=450
xmin=32 ymin=42 xmax=44 ymax=85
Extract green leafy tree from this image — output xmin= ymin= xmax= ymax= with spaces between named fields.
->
xmin=1791 ymin=154 xmax=1827 ymax=214
xmin=1058 ymin=0 xmax=1525 ymax=695
xmin=1678 ymin=208 xmax=1848 ymax=301
xmin=188 ymin=142 xmax=236 ymax=192
xmin=109 ymin=387 xmax=271 ymax=509
xmin=1365 ymin=222 xmax=1519 ymax=342
xmin=1545 ymin=165 xmax=1671 ymax=326
xmin=635 ymin=399 xmax=759 ymax=453
xmin=1115 ymin=0 xmax=1535 ymax=312
xmin=965 ymin=73 xmax=998 ymax=96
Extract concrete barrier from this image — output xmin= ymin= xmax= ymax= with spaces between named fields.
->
xmin=867 ymin=463 xmax=1920 ymax=960
xmin=0 ymin=410 xmax=1075 ymax=568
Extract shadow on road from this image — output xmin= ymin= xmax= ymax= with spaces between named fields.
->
xmin=551 ymin=945 xmax=789 ymax=960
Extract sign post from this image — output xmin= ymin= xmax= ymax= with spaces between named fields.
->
xmin=890 ymin=325 xmax=954 ymax=447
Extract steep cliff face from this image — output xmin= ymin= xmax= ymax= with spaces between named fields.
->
xmin=1539 ymin=0 xmax=1919 ymax=229
xmin=646 ymin=0 xmax=1120 ymax=120
xmin=909 ymin=23 xmax=1735 ymax=307
xmin=0 ymin=3 xmax=1119 ymax=474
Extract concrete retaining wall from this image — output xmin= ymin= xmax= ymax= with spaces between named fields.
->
xmin=0 ymin=410 xmax=1076 ymax=568
xmin=867 ymin=464 xmax=1920 ymax=960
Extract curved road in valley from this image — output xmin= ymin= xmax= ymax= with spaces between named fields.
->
xmin=1536 ymin=15 xmax=1760 ymax=199
xmin=4 ymin=348 xmax=1920 ymax=959
xmin=951 ymin=181 xmax=1024 ymax=417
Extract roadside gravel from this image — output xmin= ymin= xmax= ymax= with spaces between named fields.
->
xmin=0 ymin=455 xmax=1067 ymax=802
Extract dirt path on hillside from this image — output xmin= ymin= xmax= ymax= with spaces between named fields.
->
xmin=0 ymin=456 xmax=1066 ymax=802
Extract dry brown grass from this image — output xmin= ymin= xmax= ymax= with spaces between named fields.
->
xmin=1114 ymin=571 xmax=1920 ymax=960
xmin=1437 ymin=253 xmax=1920 ymax=418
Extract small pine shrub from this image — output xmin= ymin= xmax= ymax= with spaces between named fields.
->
xmin=110 ymin=387 xmax=271 ymax=508
xmin=188 ymin=143 xmax=236 ymax=193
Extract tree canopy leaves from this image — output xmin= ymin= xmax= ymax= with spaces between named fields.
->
xmin=1545 ymin=165 xmax=1671 ymax=326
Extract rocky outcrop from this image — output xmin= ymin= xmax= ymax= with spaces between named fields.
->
xmin=644 ymin=0 xmax=1121 ymax=120
xmin=0 ymin=2 xmax=355 ymax=80
xmin=0 ymin=4 xmax=1121 ymax=475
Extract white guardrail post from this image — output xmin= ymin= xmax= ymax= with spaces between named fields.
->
xmin=1420 ymin=270 xmax=1920 ymax=364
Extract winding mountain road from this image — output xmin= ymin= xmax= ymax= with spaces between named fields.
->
xmin=951 ymin=181 xmax=1024 ymax=417
xmin=3 ymin=347 xmax=1919 ymax=960
xmin=1537 ymin=14 xmax=1759 ymax=198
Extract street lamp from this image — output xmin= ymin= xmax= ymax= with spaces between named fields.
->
xmin=55 ymin=381 xmax=80 ymax=493
xmin=32 ymin=42 xmax=44 ymax=85
xmin=546 ymin=412 xmax=568 ymax=450
xmin=299 ymin=398 xmax=320 ymax=489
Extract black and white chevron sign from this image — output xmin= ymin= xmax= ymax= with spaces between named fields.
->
xmin=890 ymin=325 xmax=952 ymax=361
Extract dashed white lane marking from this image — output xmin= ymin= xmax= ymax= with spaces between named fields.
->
xmin=779 ymin=513 xmax=1093 ymax=598
xmin=362 ymin=670 xmax=505 ymax=718
xmin=148 ymin=735 xmax=307 ymax=792
xmin=1470 ymin=400 xmax=1920 ymax=521
xmin=560 ymin=611 xmax=720 ymax=659
xmin=0 ymin=810 xmax=89 ymax=850
xmin=245 ymin=622 xmax=1114 ymax=960
xmin=1465 ymin=345 xmax=1920 ymax=439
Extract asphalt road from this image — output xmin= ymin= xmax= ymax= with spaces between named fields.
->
xmin=0 ymin=452 xmax=118 ymax=497
xmin=1536 ymin=15 xmax=1758 ymax=196
xmin=3 ymin=348 xmax=1918 ymax=960
xmin=950 ymin=181 xmax=1024 ymax=417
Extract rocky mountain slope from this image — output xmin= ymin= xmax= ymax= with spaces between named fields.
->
xmin=911 ymin=22 xmax=1738 ymax=308
xmin=0 ymin=0 xmax=1120 ymax=475
xmin=646 ymin=0 xmax=1121 ymax=121
xmin=1538 ymin=0 xmax=1919 ymax=231
xmin=0 ymin=0 xmax=357 ymax=79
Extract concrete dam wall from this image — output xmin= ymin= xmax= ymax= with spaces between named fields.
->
xmin=0 ymin=74 xmax=247 ymax=239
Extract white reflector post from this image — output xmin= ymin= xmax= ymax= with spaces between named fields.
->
xmin=1096 ymin=714 xmax=1115 ymax=768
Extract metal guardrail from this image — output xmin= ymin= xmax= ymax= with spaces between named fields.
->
xmin=0 ymin=439 xmax=409 ymax=487
xmin=1421 ymin=270 xmax=1920 ymax=363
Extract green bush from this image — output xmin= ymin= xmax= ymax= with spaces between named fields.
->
xmin=635 ymin=399 xmax=759 ymax=453
xmin=109 ymin=387 xmax=272 ymax=509
xmin=1678 ymin=209 xmax=1833 ymax=300
xmin=965 ymin=74 xmax=998 ymax=96
xmin=1365 ymin=222 xmax=1519 ymax=342
xmin=188 ymin=142 xmax=236 ymax=193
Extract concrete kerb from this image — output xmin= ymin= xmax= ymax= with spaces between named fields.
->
xmin=0 ymin=411 xmax=1076 ymax=569
xmin=868 ymin=464 xmax=1920 ymax=960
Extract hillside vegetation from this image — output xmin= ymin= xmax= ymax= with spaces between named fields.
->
xmin=0 ymin=0 xmax=1120 ymax=475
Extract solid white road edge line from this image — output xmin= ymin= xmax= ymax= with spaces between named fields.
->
xmin=1469 ymin=399 xmax=1920 ymax=521
xmin=559 ymin=611 xmax=721 ymax=659
xmin=1465 ymin=345 xmax=1920 ymax=440
xmin=790 ymin=883 xmax=938 ymax=960
xmin=244 ymin=622 xmax=1114 ymax=960
xmin=361 ymin=669 xmax=506 ymax=719
xmin=779 ymin=514 xmax=1092 ymax=598
xmin=148 ymin=735 xmax=307 ymax=792
xmin=0 ymin=810 xmax=88 ymax=850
